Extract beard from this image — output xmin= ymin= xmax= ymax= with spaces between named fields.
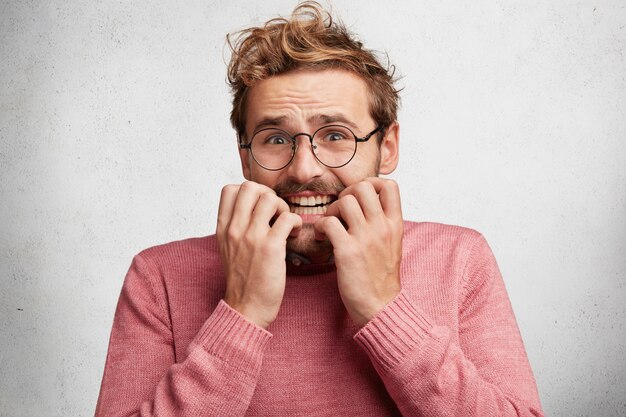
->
xmin=273 ymin=178 xmax=346 ymax=263
xmin=285 ymin=223 xmax=334 ymax=262
xmin=272 ymin=152 xmax=381 ymax=263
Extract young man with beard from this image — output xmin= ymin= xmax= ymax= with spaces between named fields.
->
xmin=96 ymin=2 xmax=544 ymax=416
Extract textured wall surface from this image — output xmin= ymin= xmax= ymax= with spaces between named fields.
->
xmin=1 ymin=1 xmax=625 ymax=416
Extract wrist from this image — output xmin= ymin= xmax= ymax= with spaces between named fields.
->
xmin=349 ymin=288 xmax=401 ymax=327
xmin=224 ymin=299 xmax=275 ymax=330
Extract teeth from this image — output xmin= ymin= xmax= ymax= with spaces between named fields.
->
xmin=290 ymin=205 xmax=329 ymax=215
xmin=287 ymin=195 xmax=333 ymax=207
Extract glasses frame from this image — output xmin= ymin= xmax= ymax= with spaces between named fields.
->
xmin=239 ymin=124 xmax=383 ymax=171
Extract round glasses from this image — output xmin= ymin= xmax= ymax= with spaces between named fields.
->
xmin=239 ymin=124 xmax=382 ymax=171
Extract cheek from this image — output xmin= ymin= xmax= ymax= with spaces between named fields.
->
xmin=248 ymin=165 xmax=281 ymax=187
xmin=333 ymin=149 xmax=380 ymax=185
xmin=331 ymin=167 xmax=361 ymax=187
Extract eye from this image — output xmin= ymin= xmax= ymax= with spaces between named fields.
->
xmin=264 ymin=134 xmax=290 ymax=145
xmin=328 ymin=132 xmax=346 ymax=141
xmin=319 ymin=128 xmax=351 ymax=142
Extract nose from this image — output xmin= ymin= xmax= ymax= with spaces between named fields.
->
xmin=284 ymin=135 xmax=325 ymax=183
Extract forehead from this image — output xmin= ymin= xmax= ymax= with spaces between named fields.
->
xmin=245 ymin=69 xmax=371 ymax=134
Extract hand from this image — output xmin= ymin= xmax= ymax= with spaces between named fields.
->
xmin=314 ymin=178 xmax=403 ymax=327
xmin=217 ymin=181 xmax=302 ymax=329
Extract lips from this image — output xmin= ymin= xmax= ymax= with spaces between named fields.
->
xmin=285 ymin=195 xmax=335 ymax=215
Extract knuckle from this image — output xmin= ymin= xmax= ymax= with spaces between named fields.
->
xmin=240 ymin=180 xmax=256 ymax=192
xmin=356 ymin=181 xmax=374 ymax=193
xmin=276 ymin=211 xmax=294 ymax=222
xmin=337 ymin=194 xmax=356 ymax=206
xmin=259 ymin=192 xmax=276 ymax=204
xmin=340 ymin=194 xmax=358 ymax=206
xmin=225 ymin=226 xmax=239 ymax=242
xmin=385 ymin=179 xmax=399 ymax=191
xmin=241 ymin=180 xmax=275 ymax=195
xmin=242 ymin=231 xmax=257 ymax=247
xmin=379 ymin=226 xmax=392 ymax=241
xmin=222 ymin=184 xmax=234 ymax=192
xmin=221 ymin=184 xmax=238 ymax=197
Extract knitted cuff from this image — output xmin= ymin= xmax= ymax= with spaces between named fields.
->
xmin=190 ymin=300 xmax=273 ymax=375
xmin=354 ymin=291 xmax=433 ymax=375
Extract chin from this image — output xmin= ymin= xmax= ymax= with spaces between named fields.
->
xmin=286 ymin=224 xmax=333 ymax=262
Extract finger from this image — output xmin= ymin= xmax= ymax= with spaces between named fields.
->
xmin=251 ymin=193 xmax=291 ymax=228
xmin=324 ymin=194 xmax=366 ymax=231
xmin=313 ymin=216 xmax=329 ymax=241
xmin=351 ymin=178 xmax=402 ymax=220
xmin=269 ymin=212 xmax=303 ymax=240
xmin=369 ymin=178 xmax=402 ymax=220
xmin=217 ymin=184 xmax=240 ymax=234
xmin=230 ymin=181 xmax=276 ymax=230
xmin=337 ymin=181 xmax=383 ymax=220
xmin=314 ymin=216 xmax=349 ymax=246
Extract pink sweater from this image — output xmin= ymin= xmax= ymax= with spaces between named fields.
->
xmin=96 ymin=222 xmax=544 ymax=416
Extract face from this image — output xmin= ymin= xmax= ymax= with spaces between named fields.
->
xmin=239 ymin=69 xmax=399 ymax=262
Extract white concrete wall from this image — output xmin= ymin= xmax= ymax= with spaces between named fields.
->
xmin=1 ymin=1 xmax=625 ymax=416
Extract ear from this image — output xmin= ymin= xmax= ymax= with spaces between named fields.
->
xmin=238 ymin=139 xmax=252 ymax=180
xmin=378 ymin=121 xmax=400 ymax=175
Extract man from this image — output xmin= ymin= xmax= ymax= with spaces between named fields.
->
xmin=96 ymin=2 xmax=544 ymax=416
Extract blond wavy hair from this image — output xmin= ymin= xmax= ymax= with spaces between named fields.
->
xmin=227 ymin=1 xmax=400 ymax=141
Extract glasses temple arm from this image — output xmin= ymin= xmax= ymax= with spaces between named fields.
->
xmin=355 ymin=125 xmax=384 ymax=142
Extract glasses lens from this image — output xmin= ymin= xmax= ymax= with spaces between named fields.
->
xmin=312 ymin=125 xmax=357 ymax=167
xmin=250 ymin=129 xmax=294 ymax=170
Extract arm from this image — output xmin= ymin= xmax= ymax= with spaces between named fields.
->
xmin=354 ymin=235 xmax=545 ymax=417
xmin=316 ymin=178 xmax=543 ymax=416
xmin=95 ymin=253 xmax=272 ymax=417
xmin=96 ymin=181 xmax=299 ymax=416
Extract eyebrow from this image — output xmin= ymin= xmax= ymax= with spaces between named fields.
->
xmin=252 ymin=116 xmax=288 ymax=133
xmin=251 ymin=113 xmax=360 ymax=134
xmin=308 ymin=113 xmax=359 ymax=130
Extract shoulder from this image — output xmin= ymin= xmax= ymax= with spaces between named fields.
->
xmin=401 ymin=221 xmax=496 ymax=276
xmin=402 ymin=221 xmax=500 ymax=285
xmin=114 ymin=235 xmax=224 ymax=345
xmin=138 ymin=234 xmax=218 ymax=261
xmin=130 ymin=234 xmax=221 ymax=280
xmin=402 ymin=221 xmax=487 ymax=254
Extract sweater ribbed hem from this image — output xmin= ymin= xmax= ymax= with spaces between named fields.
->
xmin=354 ymin=291 xmax=433 ymax=374
xmin=190 ymin=300 xmax=272 ymax=375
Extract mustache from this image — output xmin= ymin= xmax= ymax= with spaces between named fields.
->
xmin=273 ymin=179 xmax=345 ymax=197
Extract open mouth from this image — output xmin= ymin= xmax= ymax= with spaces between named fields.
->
xmin=285 ymin=195 xmax=336 ymax=215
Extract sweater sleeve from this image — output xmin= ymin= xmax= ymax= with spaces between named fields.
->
xmin=95 ymin=253 xmax=272 ymax=417
xmin=354 ymin=235 xmax=544 ymax=417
